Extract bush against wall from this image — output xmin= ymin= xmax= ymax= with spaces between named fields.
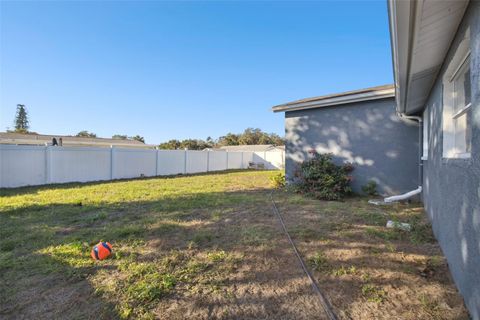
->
xmin=362 ymin=180 xmax=378 ymax=196
xmin=293 ymin=151 xmax=354 ymax=200
xmin=270 ymin=172 xmax=286 ymax=188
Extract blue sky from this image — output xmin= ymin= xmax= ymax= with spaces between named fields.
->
xmin=0 ymin=1 xmax=392 ymax=144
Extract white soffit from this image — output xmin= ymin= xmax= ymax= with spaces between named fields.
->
xmin=389 ymin=0 xmax=469 ymax=114
xmin=271 ymin=85 xmax=395 ymax=113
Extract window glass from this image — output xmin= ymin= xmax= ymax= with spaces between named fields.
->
xmin=454 ymin=114 xmax=467 ymax=153
xmin=442 ymin=33 xmax=471 ymax=159
xmin=464 ymin=68 xmax=471 ymax=106
xmin=453 ymin=59 xmax=471 ymax=114
xmin=466 ymin=109 xmax=471 ymax=153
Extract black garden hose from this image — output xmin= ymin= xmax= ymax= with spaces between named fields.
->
xmin=269 ymin=191 xmax=338 ymax=320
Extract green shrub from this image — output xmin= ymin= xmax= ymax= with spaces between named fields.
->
xmin=362 ymin=180 xmax=378 ymax=196
xmin=270 ymin=172 xmax=286 ymax=188
xmin=294 ymin=152 xmax=354 ymax=200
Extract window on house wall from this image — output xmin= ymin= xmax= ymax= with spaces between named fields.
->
xmin=443 ymin=30 xmax=471 ymax=159
xmin=422 ymin=108 xmax=428 ymax=160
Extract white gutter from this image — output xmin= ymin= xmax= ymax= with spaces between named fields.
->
xmin=272 ymin=87 xmax=394 ymax=113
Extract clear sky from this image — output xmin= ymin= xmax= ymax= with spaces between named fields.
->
xmin=0 ymin=1 xmax=392 ymax=144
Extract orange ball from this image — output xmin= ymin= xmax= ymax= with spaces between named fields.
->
xmin=91 ymin=242 xmax=112 ymax=260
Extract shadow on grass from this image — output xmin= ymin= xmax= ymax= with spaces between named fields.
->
xmin=2 ymin=182 xmax=308 ymax=319
xmin=1 ymin=178 xmax=464 ymax=320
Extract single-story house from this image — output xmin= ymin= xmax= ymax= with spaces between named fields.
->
xmin=272 ymin=84 xmax=419 ymax=196
xmin=0 ymin=132 xmax=155 ymax=149
xmin=273 ymin=0 xmax=479 ymax=317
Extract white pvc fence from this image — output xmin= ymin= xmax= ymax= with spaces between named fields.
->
xmin=0 ymin=145 xmax=284 ymax=188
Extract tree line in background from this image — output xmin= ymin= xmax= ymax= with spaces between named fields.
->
xmin=8 ymin=104 xmax=146 ymax=143
xmin=157 ymin=128 xmax=285 ymax=150
xmin=76 ymin=131 xmax=145 ymax=143
xmin=8 ymin=105 xmax=283 ymax=148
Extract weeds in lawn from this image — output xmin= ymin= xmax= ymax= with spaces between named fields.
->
xmin=360 ymin=273 xmax=371 ymax=282
xmin=332 ymin=265 xmax=357 ymax=277
xmin=307 ymin=252 xmax=330 ymax=272
xmin=361 ymin=284 xmax=386 ymax=303
xmin=410 ymin=221 xmax=436 ymax=244
xmin=357 ymin=210 xmax=387 ymax=226
xmin=365 ymin=226 xmax=401 ymax=241
xmin=241 ymin=225 xmax=273 ymax=245
xmin=419 ymin=293 xmax=440 ymax=316
xmin=385 ymin=242 xmax=396 ymax=253
xmin=290 ymin=227 xmax=322 ymax=241
xmin=191 ymin=230 xmax=214 ymax=245
xmin=207 ymin=250 xmax=227 ymax=262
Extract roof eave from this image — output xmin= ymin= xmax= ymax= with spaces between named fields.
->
xmin=272 ymin=88 xmax=395 ymax=113
xmin=388 ymin=0 xmax=470 ymax=115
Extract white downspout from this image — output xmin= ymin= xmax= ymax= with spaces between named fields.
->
xmin=378 ymin=112 xmax=423 ymax=204
xmin=384 ymin=186 xmax=422 ymax=203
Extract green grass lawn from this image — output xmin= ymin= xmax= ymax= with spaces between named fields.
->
xmin=0 ymin=170 xmax=468 ymax=320
xmin=0 ymin=170 xmax=282 ymax=319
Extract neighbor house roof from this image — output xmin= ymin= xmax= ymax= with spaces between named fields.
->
xmin=218 ymin=145 xmax=283 ymax=152
xmin=388 ymin=0 xmax=469 ymax=115
xmin=271 ymin=84 xmax=395 ymax=113
xmin=0 ymin=132 xmax=155 ymax=149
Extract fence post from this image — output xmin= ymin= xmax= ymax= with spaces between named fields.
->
xmin=45 ymin=146 xmax=52 ymax=184
xmin=264 ymin=151 xmax=267 ymax=169
xmin=206 ymin=151 xmax=210 ymax=172
xmin=44 ymin=146 xmax=48 ymax=184
xmin=226 ymin=150 xmax=229 ymax=170
xmin=184 ymin=149 xmax=187 ymax=174
xmin=155 ymin=147 xmax=159 ymax=176
xmin=241 ymin=152 xmax=244 ymax=169
xmin=110 ymin=145 xmax=115 ymax=180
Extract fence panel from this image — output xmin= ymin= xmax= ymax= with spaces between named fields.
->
xmin=227 ymin=152 xmax=243 ymax=169
xmin=0 ymin=146 xmax=284 ymax=188
xmin=157 ymin=150 xmax=185 ymax=175
xmin=113 ymin=148 xmax=157 ymax=179
xmin=208 ymin=151 xmax=227 ymax=172
xmin=265 ymin=151 xmax=285 ymax=169
xmin=186 ymin=151 xmax=208 ymax=174
xmin=241 ymin=152 xmax=254 ymax=168
xmin=0 ymin=145 xmax=46 ymax=188
xmin=50 ymin=147 xmax=111 ymax=183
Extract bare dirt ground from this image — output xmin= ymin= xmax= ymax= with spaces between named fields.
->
xmin=145 ymin=197 xmax=329 ymax=320
xmin=273 ymin=191 xmax=469 ymax=320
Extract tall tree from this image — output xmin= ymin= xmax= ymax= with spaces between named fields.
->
xmin=14 ymin=104 xmax=30 ymax=133
xmin=76 ymin=131 xmax=97 ymax=138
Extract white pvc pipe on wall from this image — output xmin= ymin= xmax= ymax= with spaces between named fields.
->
xmin=384 ymin=186 xmax=422 ymax=203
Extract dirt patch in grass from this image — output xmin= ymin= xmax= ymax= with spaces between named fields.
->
xmin=273 ymin=192 xmax=469 ymax=320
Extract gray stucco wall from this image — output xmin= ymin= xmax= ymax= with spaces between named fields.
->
xmin=422 ymin=2 xmax=480 ymax=318
xmin=285 ymin=97 xmax=419 ymax=196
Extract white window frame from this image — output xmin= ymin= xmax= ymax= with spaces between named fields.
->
xmin=442 ymin=30 xmax=471 ymax=159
